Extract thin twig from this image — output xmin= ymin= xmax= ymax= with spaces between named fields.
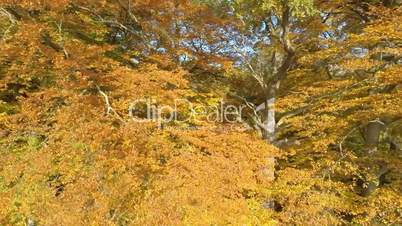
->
xmin=73 ymin=3 xmax=150 ymax=49
xmin=96 ymin=85 xmax=126 ymax=123
xmin=339 ymin=127 xmax=358 ymax=157
xmin=322 ymin=125 xmax=360 ymax=179
xmin=55 ymin=20 xmax=70 ymax=59
xmin=233 ymin=45 xmax=266 ymax=88
xmin=231 ymin=94 xmax=266 ymax=131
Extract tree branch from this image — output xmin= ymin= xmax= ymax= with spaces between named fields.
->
xmin=233 ymin=45 xmax=266 ymax=89
xmin=96 ymin=85 xmax=126 ymax=123
xmin=0 ymin=7 xmax=17 ymax=41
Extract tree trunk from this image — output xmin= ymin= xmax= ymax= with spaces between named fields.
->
xmin=360 ymin=164 xmax=389 ymax=197
xmin=261 ymin=97 xmax=276 ymax=142
xmin=261 ymin=86 xmax=277 ymax=143
xmin=364 ymin=120 xmax=384 ymax=153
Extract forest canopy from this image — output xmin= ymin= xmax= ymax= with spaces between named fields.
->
xmin=0 ymin=0 xmax=401 ymax=225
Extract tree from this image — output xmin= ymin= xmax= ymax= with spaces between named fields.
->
xmin=199 ymin=0 xmax=316 ymax=142
xmin=0 ymin=1 xmax=280 ymax=225
xmin=1 ymin=0 xmax=401 ymax=225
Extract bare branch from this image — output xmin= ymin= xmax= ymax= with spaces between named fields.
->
xmin=339 ymin=127 xmax=358 ymax=157
xmin=55 ymin=20 xmax=70 ymax=59
xmin=119 ymin=0 xmax=139 ymax=24
xmin=73 ymin=3 xmax=151 ymax=49
xmin=96 ymin=85 xmax=126 ymax=123
xmin=233 ymin=45 xmax=266 ymax=89
xmin=0 ymin=7 xmax=17 ymax=41
xmin=232 ymin=94 xmax=266 ymax=131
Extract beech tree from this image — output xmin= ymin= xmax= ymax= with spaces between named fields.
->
xmin=0 ymin=0 xmax=401 ymax=225
xmin=198 ymin=0 xmax=316 ymax=142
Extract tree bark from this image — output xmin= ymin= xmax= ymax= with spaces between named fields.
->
xmin=360 ymin=164 xmax=389 ymax=197
xmin=261 ymin=85 xmax=278 ymax=143
xmin=363 ymin=120 xmax=384 ymax=153
xmin=261 ymin=96 xmax=276 ymax=142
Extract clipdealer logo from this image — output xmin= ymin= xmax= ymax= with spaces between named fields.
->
xmin=128 ymin=98 xmax=248 ymax=126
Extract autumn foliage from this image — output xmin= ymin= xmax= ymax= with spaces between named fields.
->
xmin=0 ymin=0 xmax=401 ymax=225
